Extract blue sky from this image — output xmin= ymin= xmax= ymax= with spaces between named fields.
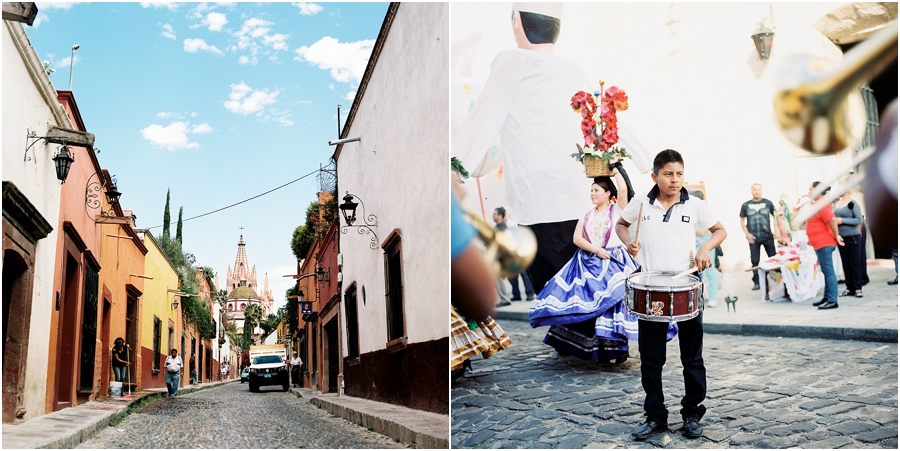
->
xmin=28 ymin=1 xmax=389 ymax=310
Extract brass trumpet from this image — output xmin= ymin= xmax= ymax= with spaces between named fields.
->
xmin=772 ymin=20 xmax=898 ymax=225
xmin=466 ymin=211 xmax=537 ymax=279
xmin=772 ymin=20 xmax=897 ymax=155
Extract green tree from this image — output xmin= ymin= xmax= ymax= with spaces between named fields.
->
xmin=290 ymin=202 xmax=319 ymax=260
xmin=176 ymin=206 xmax=184 ymax=244
xmin=260 ymin=313 xmax=281 ymax=337
xmin=243 ymin=304 xmax=263 ymax=346
xmin=162 ymin=189 xmax=171 ymax=241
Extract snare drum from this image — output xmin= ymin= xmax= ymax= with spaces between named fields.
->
xmin=625 ymin=271 xmax=704 ymax=322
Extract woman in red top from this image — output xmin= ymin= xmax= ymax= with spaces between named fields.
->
xmin=805 ymin=182 xmax=845 ymax=310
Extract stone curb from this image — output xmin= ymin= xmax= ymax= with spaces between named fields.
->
xmin=292 ymin=388 xmax=449 ymax=449
xmin=493 ymin=311 xmax=898 ymax=343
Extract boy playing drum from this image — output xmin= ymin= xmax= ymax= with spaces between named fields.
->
xmin=615 ymin=149 xmax=727 ymax=440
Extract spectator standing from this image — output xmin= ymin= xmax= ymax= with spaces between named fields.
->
xmin=493 ymin=207 xmax=536 ymax=301
xmin=111 ymin=337 xmax=129 ymax=383
xmin=833 ymin=191 xmax=865 ymax=297
xmin=739 ymin=183 xmax=782 ymax=290
xmin=189 ymin=355 xmax=197 ymax=385
xmin=806 ymin=182 xmax=845 ymax=310
xmin=890 ymin=249 xmax=898 ymax=285
xmin=290 ymin=356 xmax=303 ymax=388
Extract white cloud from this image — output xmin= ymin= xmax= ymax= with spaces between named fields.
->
xmin=223 ymin=82 xmax=279 ymax=115
xmin=140 ymin=121 xmax=211 ymax=150
xmin=203 ymin=12 xmax=228 ymax=31
xmin=232 ymin=17 xmax=289 ymax=61
xmin=140 ymin=2 xmax=178 ymax=11
xmin=191 ymin=123 xmax=213 ymax=134
xmin=183 ymin=38 xmax=224 ymax=55
xmin=39 ymin=2 xmax=84 ymax=10
xmin=345 ymin=90 xmax=356 ymax=101
xmin=161 ymin=23 xmax=176 ymax=39
xmin=56 ymin=54 xmax=79 ymax=69
xmin=293 ymin=2 xmax=323 ymax=16
xmin=32 ymin=12 xmax=49 ymax=27
xmin=294 ymin=37 xmax=374 ymax=84
xmin=263 ymin=109 xmax=294 ymax=127
xmin=157 ymin=111 xmax=173 ymax=118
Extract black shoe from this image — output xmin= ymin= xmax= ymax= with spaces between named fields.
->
xmin=888 ymin=278 xmax=898 ymax=285
xmin=812 ymin=298 xmax=827 ymax=307
xmin=752 ymin=283 xmax=760 ymax=291
xmin=682 ymin=417 xmax=703 ymax=439
xmin=818 ymin=302 xmax=839 ymax=310
xmin=631 ymin=420 xmax=666 ymax=440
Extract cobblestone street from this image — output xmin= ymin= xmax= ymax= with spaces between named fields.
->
xmin=76 ymin=382 xmax=404 ymax=449
xmin=452 ymin=320 xmax=898 ymax=449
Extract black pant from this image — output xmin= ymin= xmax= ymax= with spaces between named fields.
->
xmin=749 ymin=237 xmax=776 ymax=284
xmin=526 ymin=220 xmax=579 ymax=293
xmin=838 ymin=235 xmax=864 ymax=292
xmin=638 ymin=313 xmax=707 ymax=424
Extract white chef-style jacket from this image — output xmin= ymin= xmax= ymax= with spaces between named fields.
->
xmin=452 ymin=49 xmax=593 ymax=226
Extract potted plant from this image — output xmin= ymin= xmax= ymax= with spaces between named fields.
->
xmin=570 ymin=81 xmax=631 ymax=177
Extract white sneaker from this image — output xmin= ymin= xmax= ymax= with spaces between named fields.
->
xmin=707 ymin=300 xmax=718 ymax=307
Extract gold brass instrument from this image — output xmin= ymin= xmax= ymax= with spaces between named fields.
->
xmin=772 ymin=20 xmax=898 ymax=225
xmin=466 ymin=211 xmax=537 ymax=279
xmin=772 ymin=20 xmax=897 ymax=155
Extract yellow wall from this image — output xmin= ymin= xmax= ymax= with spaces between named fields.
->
xmin=140 ymin=234 xmax=180 ymax=388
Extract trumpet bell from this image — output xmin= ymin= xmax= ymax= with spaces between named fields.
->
xmin=771 ymin=54 xmax=868 ymax=155
xmin=491 ymin=226 xmax=537 ymax=279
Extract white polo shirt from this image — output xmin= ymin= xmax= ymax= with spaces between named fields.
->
xmin=620 ymin=187 xmax=718 ymax=272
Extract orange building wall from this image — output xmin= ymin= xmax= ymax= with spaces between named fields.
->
xmin=45 ymin=92 xmax=105 ymax=412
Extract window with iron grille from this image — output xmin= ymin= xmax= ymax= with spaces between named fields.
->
xmin=126 ymin=292 xmax=138 ymax=369
xmin=152 ymin=316 xmax=161 ymax=372
xmin=344 ymin=285 xmax=360 ymax=359
xmin=78 ymin=264 xmax=99 ymax=393
xmin=382 ymin=232 xmax=404 ymax=342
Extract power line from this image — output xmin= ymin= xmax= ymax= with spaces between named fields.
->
xmin=146 ymin=169 xmax=319 ymax=230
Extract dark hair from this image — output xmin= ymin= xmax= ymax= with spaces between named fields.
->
xmin=494 ymin=207 xmax=506 ymax=217
xmin=653 ymin=149 xmax=684 ymax=175
xmin=811 ymin=181 xmax=830 ymax=194
xmin=592 ymin=176 xmax=618 ymax=201
xmin=519 ymin=11 xmax=561 ymax=44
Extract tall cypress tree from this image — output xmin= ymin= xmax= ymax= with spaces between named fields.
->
xmin=176 ymin=207 xmax=184 ymax=245
xmin=162 ymin=189 xmax=171 ymax=241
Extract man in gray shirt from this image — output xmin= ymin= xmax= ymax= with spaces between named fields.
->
xmin=739 ymin=184 xmax=782 ymax=290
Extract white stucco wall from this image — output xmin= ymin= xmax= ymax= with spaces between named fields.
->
xmin=338 ymin=2 xmax=449 ymax=354
xmin=2 ymin=20 xmax=68 ymax=420
xmin=452 ymin=2 xmax=857 ymax=273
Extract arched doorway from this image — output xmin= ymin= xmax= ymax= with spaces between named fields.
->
xmin=3 ymin=249 xmax=32 ymax=422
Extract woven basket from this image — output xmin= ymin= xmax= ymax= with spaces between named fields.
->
xmin=583 ymin=158 xmax=613 ymax=177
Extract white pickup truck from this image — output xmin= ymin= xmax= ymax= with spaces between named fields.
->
xmin=247 ymin=345 xmax=289 ymax=392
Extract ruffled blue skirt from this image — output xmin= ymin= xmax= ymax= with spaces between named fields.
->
xmin=529 ymin=247 xmax=677 ymax=361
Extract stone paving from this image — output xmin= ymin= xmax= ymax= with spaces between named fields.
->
xmin=451 ymin=320 xmax=898 ymax=449
xmin=76 ymin=381 xmax=405 ymax=449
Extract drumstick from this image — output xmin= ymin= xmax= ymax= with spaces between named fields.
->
xmin=634 ymin=203 xmax=644 ymax=242
xmin=671 ymin=267 xmax=699 ymax=280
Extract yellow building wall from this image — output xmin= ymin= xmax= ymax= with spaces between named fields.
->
xmin=140 ymin=234 xmax=180 ymax=390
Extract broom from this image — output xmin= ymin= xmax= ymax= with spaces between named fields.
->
xmin=124 ymin=345 xmax=132 ymax=399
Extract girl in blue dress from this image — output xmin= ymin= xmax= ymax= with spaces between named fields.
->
xmin=529 ymin=169 xmax=639 ymax=363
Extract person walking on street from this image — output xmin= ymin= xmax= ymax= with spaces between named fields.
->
xmin=616 ymin=149 xmax=727 ymax=441
xmin=833 ymin=191 xmax=865 ymax=298
xmin=291 ymin=356 xmax=303 ymax=388
xmin=806 ymin=182 xmax=845 ymax=310
xmin=111 ymin=337 xmax=129 ymax=383
xmin=493 ymin=207 xmax=536 ymax=301
xmin=739 ymin=183 xmax=782 ymax=290
xmin=165 ymin=349 xmax=184 ymax=397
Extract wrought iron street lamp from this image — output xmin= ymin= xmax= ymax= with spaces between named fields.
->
xmin=339 ymin=192 xmax=378 ymax=249
xmin=52 ymin=146 xmax=75 ymax=183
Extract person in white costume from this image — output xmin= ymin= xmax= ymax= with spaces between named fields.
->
xmin=452 ymin=2 xmax=593 ymax=292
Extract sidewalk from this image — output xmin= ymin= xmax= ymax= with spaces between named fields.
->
xmin=290 ymin=387 xmax=449 ymax=449
xmin=494 ymin=262 xmax=898 ymax=343
xmin=1 ymin=379 xmax=235 ymax=449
